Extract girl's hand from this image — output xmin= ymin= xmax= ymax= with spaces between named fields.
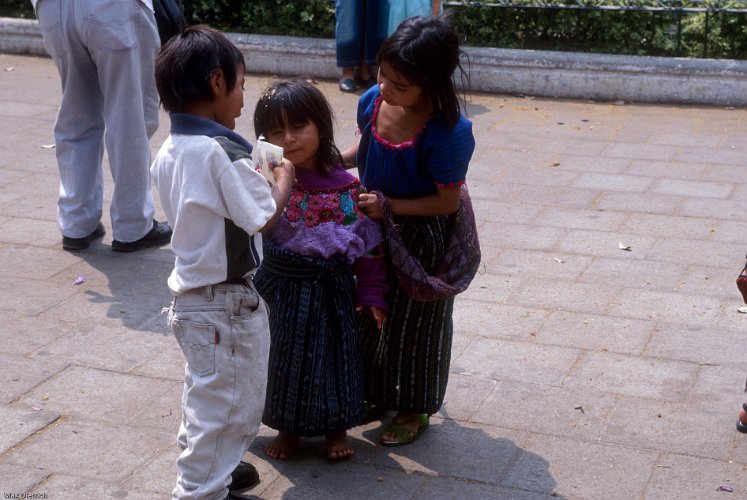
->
xmin=357 ymin=192 xmax=382 ymax=220
xmin=356 ymin=305 xmax=387 ymax=330
xmin=370 ymin=306 xmax=387 ymax=330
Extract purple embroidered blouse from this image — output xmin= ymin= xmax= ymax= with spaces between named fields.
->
xmin=264 ymin=166 xmax=388 ymax=309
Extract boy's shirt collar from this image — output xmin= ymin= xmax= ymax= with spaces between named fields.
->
xmin=169 ymin=113 xmax=253 ymax=154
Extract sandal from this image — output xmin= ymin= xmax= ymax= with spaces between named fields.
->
xmin=380 ymin=413 xmax=429 ymax=447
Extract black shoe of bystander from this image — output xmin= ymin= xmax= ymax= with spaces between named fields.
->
xmin=111 ymin=220 xmax=172 ymax=252
xmin=62 ymin=222 xmax=106 ymax=251
xmin=338 ymin=78 xmax=357 ymax=93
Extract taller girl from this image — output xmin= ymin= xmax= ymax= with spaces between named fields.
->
xmin=345 ymin=15 xmax=476 ymax=445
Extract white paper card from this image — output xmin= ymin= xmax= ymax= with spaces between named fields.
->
xmin=253 ymin=136 xmax=283 ymax=184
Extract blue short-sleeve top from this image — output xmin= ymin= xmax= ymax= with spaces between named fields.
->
xmin=355 ymin=85 xmax=475 ymax=199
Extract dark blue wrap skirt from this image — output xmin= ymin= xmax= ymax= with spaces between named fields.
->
xmin=254 ymin=241 xmax=364 ymax=436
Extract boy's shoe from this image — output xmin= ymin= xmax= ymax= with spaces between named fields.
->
xmin=62 ymin=222 xmax=105 ymax=251
xmin=111 ymin=220 xmax=172 ymax=252
xmin=230 ymin=461 xmax=260 ymax=492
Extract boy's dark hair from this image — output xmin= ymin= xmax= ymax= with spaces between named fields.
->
xmin=155 ymin=25 xmax=245 ymax=113
xmin=253 ymin=80 xmax=343 ymax=175
xmin=377 ymin=15 xmax=467 ymax=129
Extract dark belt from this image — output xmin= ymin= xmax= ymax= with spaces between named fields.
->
xmin=218 ymin=276 xmax=249 ymax=286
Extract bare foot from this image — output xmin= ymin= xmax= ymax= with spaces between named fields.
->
xmin=326 ymin=431 xmax=353 ymax=461
xmin=264 ymin=432 xmax=298 ymax=460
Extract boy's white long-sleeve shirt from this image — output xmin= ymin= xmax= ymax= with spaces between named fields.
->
xmin=151 ymin=126 xmax=276 ymax=295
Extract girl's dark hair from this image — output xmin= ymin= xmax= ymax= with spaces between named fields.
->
xmin=253 ymin=80 xmax=343 ymax=175
xmin=377 ymin=14 xmax=468 ymax=129
xmin=155 ymin=25 xmax=245 ymax=113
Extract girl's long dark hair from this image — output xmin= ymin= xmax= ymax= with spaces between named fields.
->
xmin=377 ymin=14 xmax=468 ymax=129
xmin=253 ymin=80 xmax=343 ymax=175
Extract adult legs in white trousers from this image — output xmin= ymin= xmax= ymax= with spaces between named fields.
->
xmin=36 ymin=0 xmax=159 ymax=242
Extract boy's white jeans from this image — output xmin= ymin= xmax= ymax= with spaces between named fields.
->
xmin=169 ymin=281 xmax=270 ymax=500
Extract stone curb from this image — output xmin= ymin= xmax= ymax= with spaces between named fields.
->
xmin=3 ymin=16 xmax=747 ymax=106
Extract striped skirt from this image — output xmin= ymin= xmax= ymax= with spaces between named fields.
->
xmin=361 ymin=214 xmax=454 ymax=415
xmin=254 ymin=241 xmax=364 ymax=436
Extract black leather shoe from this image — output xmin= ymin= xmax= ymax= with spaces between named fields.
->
xmin=338 ymin=78 xmax=357 ymax=93
xmin=111 ymin=220 xmax=172 ymax=252
xmin=230 ymin=461 xmax=259 ymax=492
xmin=62 ymin=222 xmax=105 ymax=251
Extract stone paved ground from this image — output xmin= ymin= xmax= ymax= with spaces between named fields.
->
xmin=1 ymin=52 xmax=747 ymax=499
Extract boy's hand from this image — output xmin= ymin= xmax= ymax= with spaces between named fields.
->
xmin=357 ymin=192 xmax=382 ymax=220
xmin=260 ymin=158 xmax=296 ymax=233
xmin=271 ymin=158 xmax=295 ymax=184
xmin=356 ymin=305 xmax=387 ymax=330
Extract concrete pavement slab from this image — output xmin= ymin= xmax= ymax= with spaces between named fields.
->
xmin=31 ymin=474 xmax=163 ymax=500
xmin=578 ymin=257 xmax=685 ymax=292
xmin=508 ymin=434 xmax=659 ymax=499
xmin=646 ymin=453 xmax=747 ymax=500
xmin=451 ymin=337 xmax=581 ymax=386
xmin=603 ymin=396 xmax=735 ymax=460
xmin=564 ymin=351 xmax=699 ymax=400
xmin=0 ymin=351 xmax=67 ymax=404
xmin=473 ymin=380 xmax=617 ymax=442
xmin=534 ymin=311 xmax=654 ymax=355
xmin=5 ymin=419 xmax=173 ymax=483
xmin=17 ymin=365 xmax=177 ymax=425
xmin=492 ymin=249 xmax=593 ymax=282
xmin=0 ymin=463 xmax=51 ymax=497
xmin=596 ymin=191 xmax=683 ymax=215
xmin=438 ymin=372 xmax=498 ymax=422
xmin=2 ymin=50 xmax=747 ymax=499
xmin=645 ymin=323 xmax=746 ymax=366
xmin=0 ymin=405 xmax=59 ymax=455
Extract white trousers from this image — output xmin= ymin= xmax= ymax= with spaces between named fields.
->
xmin=35 ymin=0 xmax=159 ymax=242
xmin=169 ymin=282 xmax=270 ymax=500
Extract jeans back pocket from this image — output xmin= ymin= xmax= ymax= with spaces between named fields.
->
xmin=171 ymin=318 xmax=217 ymax=377
xmin=37 ymin=0 xmax=67 ymax=60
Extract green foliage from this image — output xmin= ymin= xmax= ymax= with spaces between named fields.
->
xmin=0 ymin=0 xmax=34 ymax=19
xmin=182 ymin=0 xmax=335 ymax=38
xmin=450 ymin=2 xmax=747 ymax=59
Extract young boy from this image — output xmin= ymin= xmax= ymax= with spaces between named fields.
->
xmin=151 ymin=25 xmax=294 ymax=500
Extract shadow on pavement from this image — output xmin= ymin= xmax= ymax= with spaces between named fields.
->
xmin=75 ymin=247 xmax=174 ymax=334
xmin=242 ymin=407 xmax=561 ymax=499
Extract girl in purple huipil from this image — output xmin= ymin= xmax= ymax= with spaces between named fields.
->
xmin=253 ymin=80 xmax=387 ymax=461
